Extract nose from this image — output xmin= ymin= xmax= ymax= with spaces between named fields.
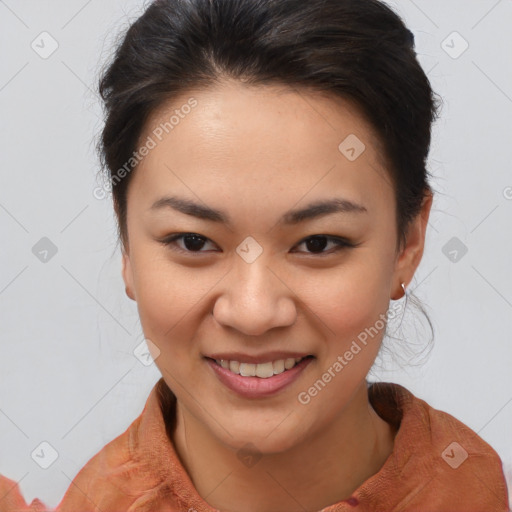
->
xmin=212 ymin=257 xmax=297 ymax=336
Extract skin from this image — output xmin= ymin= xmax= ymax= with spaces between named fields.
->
xmin=121 ymin=78 xmax=433 ymax=511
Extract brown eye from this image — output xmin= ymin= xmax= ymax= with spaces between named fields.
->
xmin=293 ymin=235 xmax=353 ymax=255
xmin=160 ymin=233 xmax=218 ymax=254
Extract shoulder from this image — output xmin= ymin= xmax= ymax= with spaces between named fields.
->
xmin=0 ymin=419 xmax=137 ymax=512
xmin=54 ymin=411 xmax=152 ymax=510
xmin=366 ymin=382 xmax=510 ymax=511
xmin=0 ymin=384 xmax=188 ymax=512
xmin=55 ymin=381 xmax=185 ymax=511
xmin=0 ymin=415 xmax=156 ymax=512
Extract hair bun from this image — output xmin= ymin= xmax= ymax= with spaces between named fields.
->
xmin=404 ymin=29 xmax=415 ymax=49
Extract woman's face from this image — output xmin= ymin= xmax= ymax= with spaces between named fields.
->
xmin=122 ymin=80 xmax=430 ymax=453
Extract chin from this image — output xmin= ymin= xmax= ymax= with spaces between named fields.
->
xmin=217 ymin=422 xmax=307 ymax=456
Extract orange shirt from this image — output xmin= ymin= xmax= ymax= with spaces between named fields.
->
xmin=1 ymin=379 xmax=509 ymax=511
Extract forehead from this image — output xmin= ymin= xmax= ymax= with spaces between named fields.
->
xmin=130 ymin=80 xmax=393 ymax=215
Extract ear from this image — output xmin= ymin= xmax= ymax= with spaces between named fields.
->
xmin=121 ymin=250 xmax=136 ymax=301
xmin=392 ymin=190 xmax=433 ymax=299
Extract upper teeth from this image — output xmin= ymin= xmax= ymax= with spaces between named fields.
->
xmin=215 ymin=357 xmax=304 ymax=378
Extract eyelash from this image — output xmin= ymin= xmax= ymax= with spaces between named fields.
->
xmin=158 ymin=233 xmax=355 ymax=257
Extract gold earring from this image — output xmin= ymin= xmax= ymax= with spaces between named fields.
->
xmin=392 ymin=282 xmax=407 ymax=301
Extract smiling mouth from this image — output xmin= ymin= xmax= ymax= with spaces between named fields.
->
xmin=207 ymin=356 xmax=314 ymax=379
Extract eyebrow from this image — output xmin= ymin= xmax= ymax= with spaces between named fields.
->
xmin=149 ymin=195 xmax=368 ymax=225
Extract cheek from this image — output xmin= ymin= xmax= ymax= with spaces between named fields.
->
xmin=130 ymin=253 xmax=201 ymax=343
xmin=130 ymin=252 xmax=225 ymax=369
xmin=295 ymin=268 xmax=391 ymax=416
xmin=304 ymin=260 xmax=390 ymax=337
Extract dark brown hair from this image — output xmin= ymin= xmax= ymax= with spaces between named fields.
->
xmin=97 ymin=0 xmax=441 ymax=370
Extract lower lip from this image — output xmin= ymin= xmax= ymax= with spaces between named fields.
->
xmin=205 ymin=357 xmax=314 ymax=399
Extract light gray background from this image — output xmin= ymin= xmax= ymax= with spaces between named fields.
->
xmin=1 ymin=0 xmax=511 ymax=507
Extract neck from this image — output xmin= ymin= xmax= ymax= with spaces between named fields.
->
xmin=172 ymin=382 xmax=395 ymax=512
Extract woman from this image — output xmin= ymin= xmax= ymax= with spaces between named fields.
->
xmin=1 ymin=0 xmax=509 ymax=510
